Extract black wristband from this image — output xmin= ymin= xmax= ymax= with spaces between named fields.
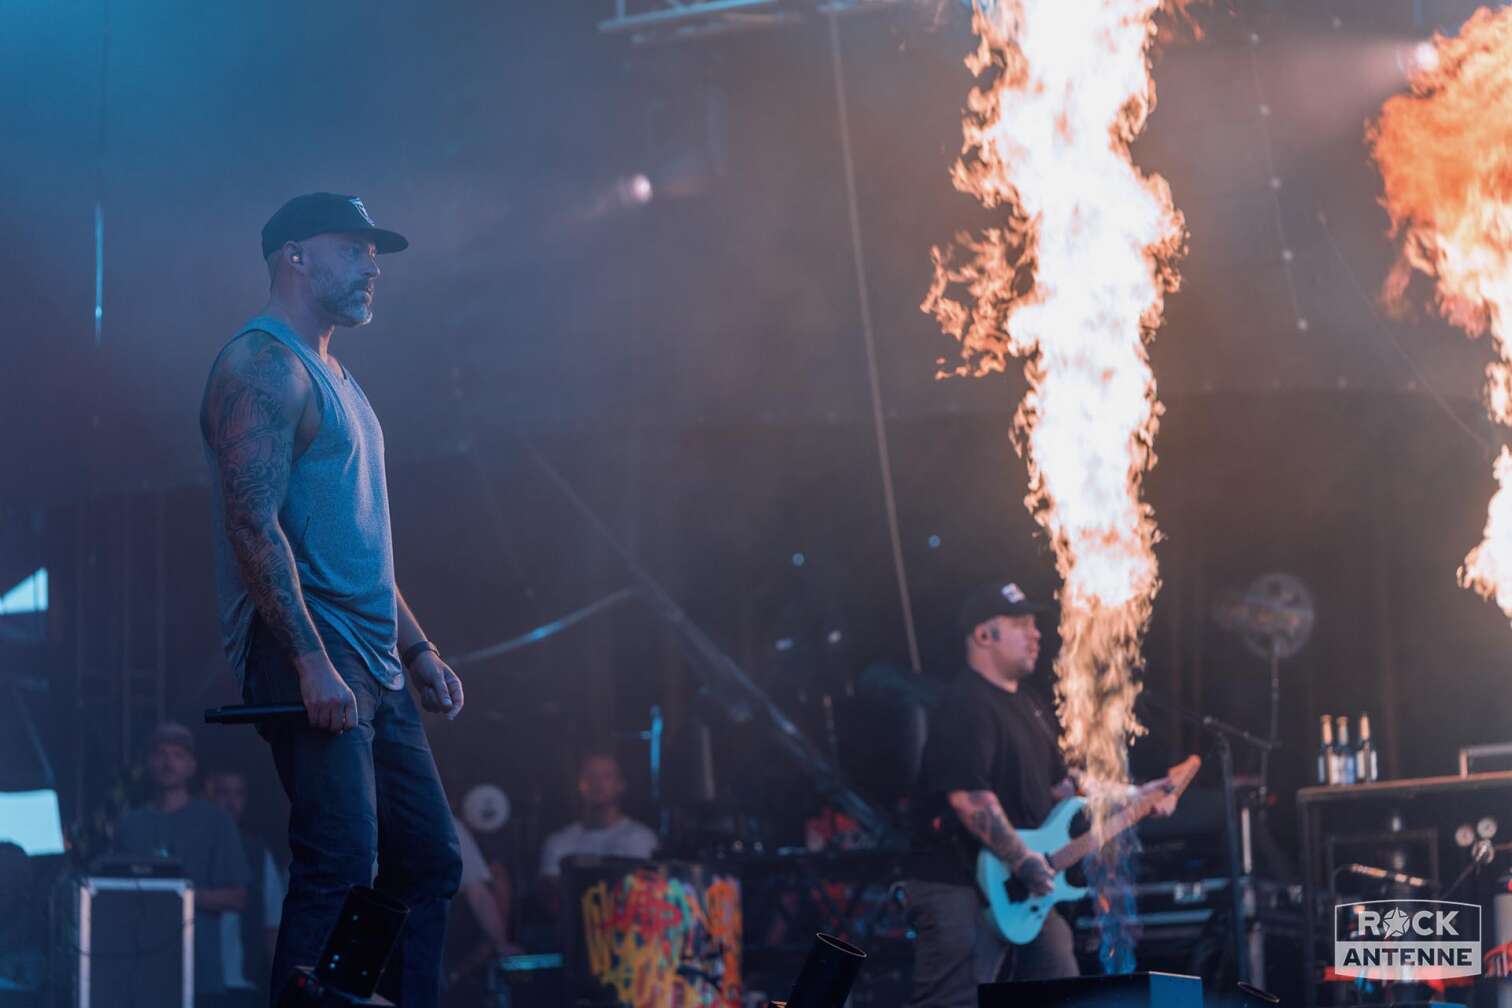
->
xmin=402 ymin=639 xmax=440 ymax=669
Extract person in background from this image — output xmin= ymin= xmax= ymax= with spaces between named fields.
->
xmin=114 ymin=723 xmax=250 ymax=1008
xmin=538 ymin=752 xmax=658 ymax=919
xmin=204 ymin=768 xmax=286 ymax=1001
xmin=446 ymin=812 xmax=522 ymax=991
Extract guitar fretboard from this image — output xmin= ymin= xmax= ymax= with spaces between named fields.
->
xmin=1048 ymin=792 xmax=1160 ymax=872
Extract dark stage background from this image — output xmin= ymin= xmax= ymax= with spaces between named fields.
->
xmin=3 ymin=0 xmax=1511 ymax=931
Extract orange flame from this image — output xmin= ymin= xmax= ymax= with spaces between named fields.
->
xmin=1369 ymin=7 xmax=1512 ymax=619
xmin=922 ymin=1 xmax=1186 ymax=808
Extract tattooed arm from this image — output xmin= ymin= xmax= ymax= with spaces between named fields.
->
xmin=201 ymin=333 xmax=356 ymax=734
xmin=947 ymin=789 xmax=1029 ymax=865
xmin=202 ymin=334 xmax=320 ymax=659
xmin=947 ymin=789 xmax=1055 ymax=895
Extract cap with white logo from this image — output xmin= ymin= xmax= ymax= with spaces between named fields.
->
xmin=958 ymin=580 xmax=1055 ymax=633
xmin=260 ymin=192 xmax=409 ymax=260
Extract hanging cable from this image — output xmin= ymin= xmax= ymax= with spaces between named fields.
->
xmin=826 ymin=11 xmax=922 ymax=673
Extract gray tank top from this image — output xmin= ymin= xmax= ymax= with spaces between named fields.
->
xmin=205 ymin=315 xmax=403 ymax=690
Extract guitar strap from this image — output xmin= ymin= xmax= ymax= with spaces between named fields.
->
xmin=1023 ymin=692 xmax=1060 ymax=749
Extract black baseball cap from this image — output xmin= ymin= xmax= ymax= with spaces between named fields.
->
xmin=957 ymin=580 xmax=1055 ymax=634
xmin=260 ymin=192 xmax=409 ymax=260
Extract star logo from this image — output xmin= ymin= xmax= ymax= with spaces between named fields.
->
xmin=1002 ymin=583 xmax=1026 ymax=603
xmin=1382 ymin=907 xmax=1411 ymax=938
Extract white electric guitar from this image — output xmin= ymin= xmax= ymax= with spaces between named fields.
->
xmin=976 ymin=755 xmax=1201 ymax=944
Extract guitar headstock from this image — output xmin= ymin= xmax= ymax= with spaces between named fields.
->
xmin=1167 ymin=754 xmax=1201 ymax=795
xmin=1146 ymin=755 xmax=1201 ymax=816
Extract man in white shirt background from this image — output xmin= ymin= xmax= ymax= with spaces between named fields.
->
xmin=538 ymin=751 xmax=658 ymax=920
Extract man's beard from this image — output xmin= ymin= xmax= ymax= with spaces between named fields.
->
xmin=313 ymin=270 xmax=373 ymax=327
xmin=1001 ymin=656 xmax=1034 ymax=680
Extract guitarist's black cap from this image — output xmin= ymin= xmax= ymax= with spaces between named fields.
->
xmin=958 ymin=580 xmax=1055 ymax=633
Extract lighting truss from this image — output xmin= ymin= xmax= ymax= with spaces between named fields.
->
xmin=598 ymin=0 xmax=912 ymax=45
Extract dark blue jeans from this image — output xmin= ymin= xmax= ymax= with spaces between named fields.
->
xmin=244 ymin=617 xmax=462 ymax=1007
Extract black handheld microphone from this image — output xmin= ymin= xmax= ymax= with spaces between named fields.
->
xmin=204 ymin=703 xmax=306 ymax=725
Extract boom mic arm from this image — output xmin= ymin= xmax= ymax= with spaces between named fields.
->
xmin=1343 ymin=862 xmax=1431 ymax=889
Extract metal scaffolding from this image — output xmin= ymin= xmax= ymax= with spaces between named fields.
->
xmin=69 ymin=492 xmax=170 ymax=847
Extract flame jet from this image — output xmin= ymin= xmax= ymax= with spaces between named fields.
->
xmin=922 ymin=0 xmax=1187 ymax=819
xmin=1370 ymin=7 xmax=1512 ymax=622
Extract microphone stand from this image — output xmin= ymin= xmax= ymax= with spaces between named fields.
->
xmin=1140 ymin=690 xmax=1277 ymax=986
xmin=638 ymin=705 xmax=669 ymax=837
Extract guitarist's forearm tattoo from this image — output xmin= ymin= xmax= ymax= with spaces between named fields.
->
xmin=206 ymin=341 xmax=324 ymax=660
xmin=951 ymin=790 xmax=1031 ymax=867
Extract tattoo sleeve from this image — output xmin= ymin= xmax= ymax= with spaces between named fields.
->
xmin=204 ymin=337 xmax=325 ymax=661
xmin=949 ymin=789 xmax=1030 ymax=867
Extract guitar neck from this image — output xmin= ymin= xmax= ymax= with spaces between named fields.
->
xmin=1048 ymin=793 xmax=1158 ymax=872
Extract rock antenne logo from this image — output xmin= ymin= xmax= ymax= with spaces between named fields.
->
xmin=1381 ymin=907 xmax=1411 ymax=938
xmin=1336 ymin=900 xmax=1480 ymax=981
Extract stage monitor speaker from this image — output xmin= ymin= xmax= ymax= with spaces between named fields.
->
xmin=782 ymin=933 xmax=865 ymax=1008
xmin=978 ymin=971 xmax=1203 ymax=1008
xmin=51 ymin=876 xmax=192 ymax=1008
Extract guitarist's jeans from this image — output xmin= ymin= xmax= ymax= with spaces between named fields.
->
xmin=904 ymin=880 xmax=1078 ymax=1007
xmin=243 ymin=614 xmax=463 ymax=1008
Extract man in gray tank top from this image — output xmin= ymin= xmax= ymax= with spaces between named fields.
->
xmin=200 ymin=192 xmax=463 ymax=1007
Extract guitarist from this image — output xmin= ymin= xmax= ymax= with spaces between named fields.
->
xmin=905 ymin=581 xmax=1076 ymax=1007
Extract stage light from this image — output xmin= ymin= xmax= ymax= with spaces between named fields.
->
xmin=1394 ymin=38 xmax=1441 ymax=79
xmin=626 ymin=173 xmax=653 ymax=204
xmin=927 ymin=534 xmax=941 ymax=549
xmin=462 ymin=784 xmax=511 ymax=833
xmin=791 ymin=552 xmax=805 ymax=567
xmin=1411 ymin=40 xmax=1439 ymax=73
xmin=576 ymin=174 xmax=656 ymax=223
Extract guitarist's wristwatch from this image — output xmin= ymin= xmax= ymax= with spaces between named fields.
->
xmin=402 ymin=639 xmax=441 ymax=669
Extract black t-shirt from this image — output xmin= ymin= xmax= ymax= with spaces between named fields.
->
xmin=912 ymin=669 xmax=1066 ymax=886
